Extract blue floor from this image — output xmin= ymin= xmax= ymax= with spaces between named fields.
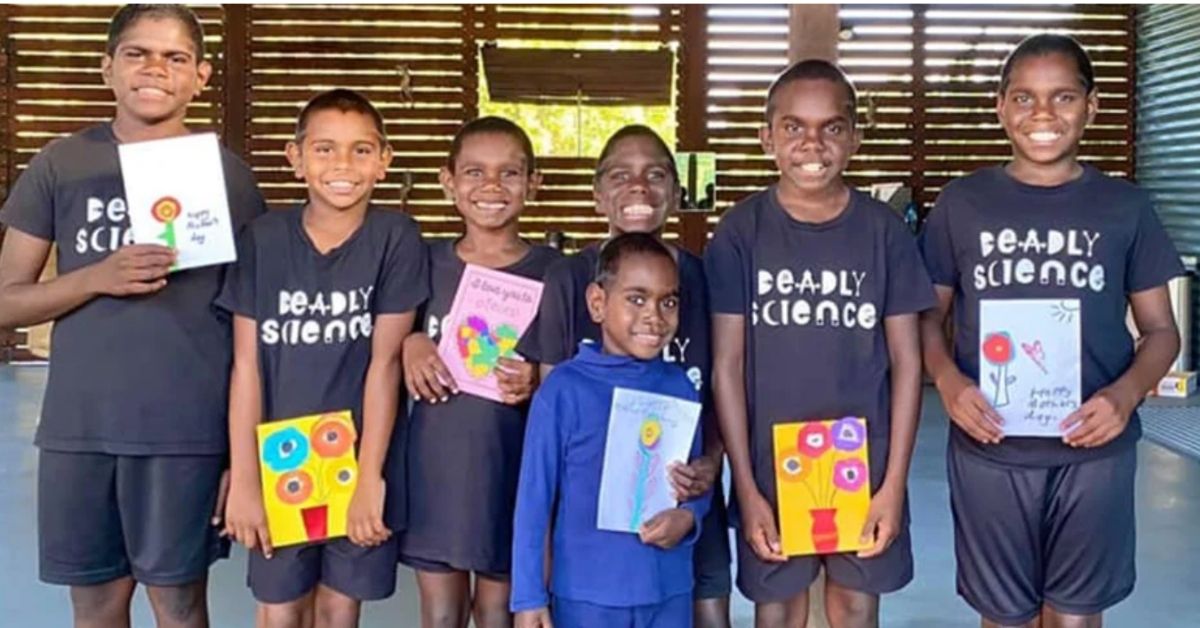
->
xmin=3 ymin=364 xmax=1200 ymax=627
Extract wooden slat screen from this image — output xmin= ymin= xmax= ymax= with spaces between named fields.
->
xmin=919 ymin=4 xmax=1134 ymax=204
xmin=703 ymin=3 xmax=1135 ymax=239
xmin=242 ymin=3 xmax=470 ymax=230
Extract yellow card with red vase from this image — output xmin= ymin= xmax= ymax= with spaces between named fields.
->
xmin=773 ymin=418 xmax=871 ymax=556
xmin=257 ymin=411 xmax=358 ymax=548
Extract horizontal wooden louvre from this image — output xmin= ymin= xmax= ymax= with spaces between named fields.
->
xmin=242 ymin=3 xmax=469 ymax=235
xmin=920 ymin=4 xmax=1134 ymax=204
xmin=703 ymin=3 xmax=1135 ymax=236
xmin=5 ymin=3 xmax=226 ymax=179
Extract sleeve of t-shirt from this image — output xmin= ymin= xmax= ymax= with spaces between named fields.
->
xmin=917 ymin=193 xmax=960 ymax=288
xmin=1126 ymin=199 xmax=1185 ymax=293
xmin=885 ymin=215 xmax=939 ymax=316
xmin=522 ymin=259 xmax=576 ymax=365
xmin=704 ymin=215 xmax=749 ymax=315
xmin=375 ymin=218 xmax=430 ymax=315
xmin=222 ymin=153 xmax=268 ymax=232
xmin=214 ymin=227 xmax=258 ymax=319
xmin=509 ymin=376 xmax=567 ymax=612
xmin=0 ymin=148 xmax=57 ymax=240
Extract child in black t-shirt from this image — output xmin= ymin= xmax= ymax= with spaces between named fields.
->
xmin=398 ymin=116 xmax=560 ymax=628
xmin=704 ymin=59 xmax=934 ymax=627
xmin=918 ymin=35 xmax=1183 ymax=628
xmin=218 ymin=89 xmax=428 ymax=626
xmin=0 ymin=6 xmax=265 ymax=625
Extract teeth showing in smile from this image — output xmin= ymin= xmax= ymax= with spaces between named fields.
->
xmin=633 ymin=332 xmax=664 ymax=345
xmin=475 ymin=201 xmax=507 ymax=212
xmin=326 ymin=181 xmax=355 ymax=193
xmin=623 ymin=204 xmax=654 ymax=218
xmin=799 ymin=163 xmax=826 ymax=173
xmin=136 ymin=87 xmax=168 ymax=98
xmin=1028 ymin=131 xmax=1061 ymax=143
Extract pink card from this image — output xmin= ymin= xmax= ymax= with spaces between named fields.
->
xmin=436 ymin=264 xmax=544 ymax=402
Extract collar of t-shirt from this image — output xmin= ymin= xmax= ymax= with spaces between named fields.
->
xmin=571 ymin=340 xmax=660 ymax=383
xmin=766 ymin=184 xmax=863 ymax=232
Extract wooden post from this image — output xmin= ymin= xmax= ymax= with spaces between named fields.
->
xmin=221 ymin=4 xmax=248 ymax=159
xmin=788 ymin=7 xmax=841 ymax=624
xmin=788 ymin=4 xmax=841 ymax=63
xmin=676 ymin=4 xmax=708 ymax=255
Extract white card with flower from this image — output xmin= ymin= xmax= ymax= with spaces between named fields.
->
xmin=596 ymin=388 xmax=702 ymax=533
xmin=978 ymin=298 xmax=1082 ymax=437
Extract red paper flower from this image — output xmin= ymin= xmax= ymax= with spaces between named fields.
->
xmin=796 ymin=422 xmax=832 ymax=458
xmin=982 ymin=332 xmax=1014 ymax=366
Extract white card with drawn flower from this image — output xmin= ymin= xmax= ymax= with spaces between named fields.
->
xmin=119 ymin=132 xmax=236 ymax=271
xmin=596 ymin=388 xmax=701 ymax=534
xmin=978 ymin=299 xmax=1081 ymax=437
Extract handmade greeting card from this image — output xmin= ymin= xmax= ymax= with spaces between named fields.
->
xmin=436 ymin=264 xmax=544 ymax=402
xmin=978 ymin=299 xmax=1082 ymax=437
xmin=119 ymin=132 xmax=236 ymax=271
xmin=773 ymin=417 xmax=871 ymax=556
xmin=257 ymin=411 xmax=358 ymax=548
xmin=596 ymin=388 xmax=702 ymax=533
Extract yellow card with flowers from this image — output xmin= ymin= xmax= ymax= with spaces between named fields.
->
xmin=773 ymin=418 xmax=871 ymax=556
xmin=257 ymin=411 xmax=358 ymax=548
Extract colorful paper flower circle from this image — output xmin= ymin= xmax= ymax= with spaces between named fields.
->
xmin=796 ymin=422 xmax=832 ymax=458
xmin=311 ymin=416 xmax=355 ymax=459
xmin=151 ymin=196 xmax=181 ymax=223
xmin=982 ymin=332 xmax=1014 ymax=365
xmin=275 ymin=470 xmax=314 ymax=505
xmin=776 ymin=448 xmax=812 ymax=483
xmin=833 ymin=458 xmax=868 ymax=492
xmin=458 ymin=317 xmax=521 ymax=379
xmin=262 ymin=426 xmax=309 ymax=473
xmin=832 ymin=417 xmax=866 ymax=452
xmin=324 ymin=460 xmax=357 ymax=494
xmin=640 ymin=417 xmax=663 ymax=450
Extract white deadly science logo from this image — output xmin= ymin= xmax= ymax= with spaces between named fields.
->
xmin=972 ymin=228 xmax=1105 ymax=293
xmin=752 ymin=268 xmax=877 ymax=329
xmin=76 ymin=197 xmax=135 ymax=254
xmin=261 ymin=287 xmax=375 ymax=346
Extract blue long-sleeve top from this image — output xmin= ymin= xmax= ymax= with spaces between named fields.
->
xmin=510 ymin=342 xmax=711 ymax=612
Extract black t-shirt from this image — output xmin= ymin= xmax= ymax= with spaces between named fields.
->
xmin=0 ymin=123 xmax=266 ymax=455
xmin=705 ymin=187 xmax=936 ymax=506
xmin=215 ymin=205 xmax=428 ymax=425
xmin=919 ymin=165 xmax=1184 ymax=467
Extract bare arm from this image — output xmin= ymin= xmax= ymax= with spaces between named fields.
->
xmin=1063 ymin=285 xmax=1179 ymax=447
xmin=223 ymin=314 xmax=272 ymax=556
xmin=711 ymin=314 xmax=753 ymax=497
xmin=918 ymin=286 xmax=1003 ymax=444
xmin=349 ymin=311 xmax=416 ymax=544
xmin=711 ymin=312 xmax=784 ymax=561
xmin=0 ymin=227 xmax=173 ymax=328
xmin=881 ymin=313 xmax=922 ymax=495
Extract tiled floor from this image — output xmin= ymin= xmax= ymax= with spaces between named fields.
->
xmin=3 ymin=364 xmax=1199 ymax=627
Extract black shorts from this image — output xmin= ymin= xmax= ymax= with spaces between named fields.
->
xmin=693 ymin=477 xmax=732 ymax=600
xmin=734 ymin=497 xmax=913 ymax=603
xmin=37 ymin=451 xmax=229 ymax=586
xmin=399 ymin=552 xmax=508 ymax=582
xmin=948 ymin=444 xmax=1137 ymax=624
xmin=249 ymin=537 xmax=399 ymax=604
